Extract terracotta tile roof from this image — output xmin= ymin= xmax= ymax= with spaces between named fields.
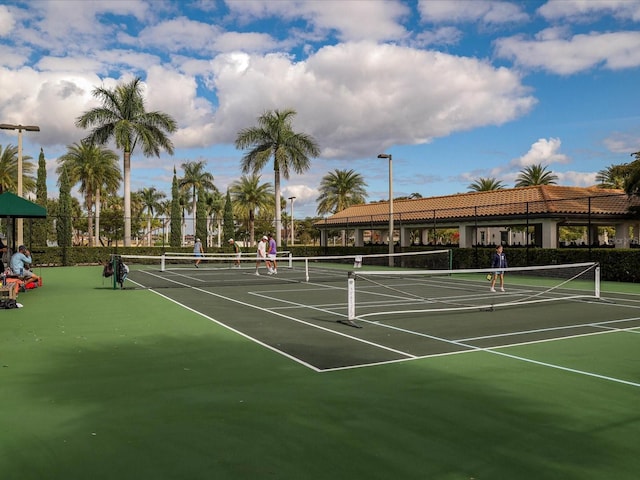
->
xmin=317 ymin=185 xmax=640 ymax=226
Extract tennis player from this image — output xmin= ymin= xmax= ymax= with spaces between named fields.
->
xmin=490 ymin=244 xmax=507 ymax=292
xmin=267 ymin=233 xmax=277 ymax=275
xmin=229 ymin=238 xmax=241 ymax=267
xmin=255 ymin=235 xmax=268 ymax=275
xmin=193 ymin=238 xmax=204 ymax=268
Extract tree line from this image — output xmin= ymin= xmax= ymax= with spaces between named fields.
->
xmin=2 ymin=76 xmax=638 ymax=249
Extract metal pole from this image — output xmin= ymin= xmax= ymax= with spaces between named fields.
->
xmin=288 ymin=196 xmax=296 ymax=245
xmin=378 ymin=153 xmax=393 ymax=267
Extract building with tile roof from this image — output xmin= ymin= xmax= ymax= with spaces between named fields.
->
xmin=315 ymin=185 xmax=640 ymax=248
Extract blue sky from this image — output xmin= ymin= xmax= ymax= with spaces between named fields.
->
xmin=0 ymin=0 xmax=639 ymax=218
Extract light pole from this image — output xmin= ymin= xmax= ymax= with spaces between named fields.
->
xmin=378 ymin=153 xmax=393 ymax=266
xmin=0 ymin=123 xmax=40 ymax=246
xmin=288 ymin=196 xmax=296 ymax=245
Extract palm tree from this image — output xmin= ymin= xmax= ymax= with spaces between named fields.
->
xmin=203 ymin=189 xmax=225 ymax=247
xmin=138 ymin=186 xmax=166 ymax=246
xmin=179 ymin=160 xmax=215 ymax=243
xmin=515 ymin=163 xmax=558 ymax=187
xmin=316 ymin=169 xmax=368 ymax=215
xmin=235 ymin=109 xmax=320 ymax=246
xmin=0 ymin=144 xmax=35 ymax=194
xmin=623 ymin=153 xmax=640 ymax=197
xmin=229 ymin=174 xmax=274 ymax=246
xmin=75 ymin=77 xmax=177 ymax=246
xmin=596 ymin=164 xmax=628 ymax=189
xmin=57 ymin=141 xmax=120 ymax=246
xmin=468 ymin=177 xmax=506 ymax=192
xmin=157 ymin=199 xmax=172 ymax=245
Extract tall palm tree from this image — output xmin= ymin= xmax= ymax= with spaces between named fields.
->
xmin=468 ymin=177 xmax=506 ymax=192
xmin=57 ymin=141 xmax=120 ymax=246
xmin=179 ymin=160 xmax=215 ymax=241
xmin=229 ymin=174 xmax=274 ymax=246
xmin=138 ymin=186 xmax=166 ymax=246
xmin=0 ymin=144 xmax=35 ymax=194
xmin=515 ymin=163 xmax=558 ymax=187
xmin=157 ymin=199 xmax=172 ymax=245
xmin=75 ymin=77 xmax=177 ymax=246
xmin=203 ymin=189 xmax=225 ymax=247
xmin=235 ymin=108 xmax=320 ymax=246
xmin=316 ymin=169 xmax=368 ymax=215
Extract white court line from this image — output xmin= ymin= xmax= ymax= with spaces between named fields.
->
xmin=129 ymin=271 xmax=640 ymax=386
xmin=457 ymin=316 xmax=640 ymax=342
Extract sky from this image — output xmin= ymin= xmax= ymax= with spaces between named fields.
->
xmin=0 ymin=0 xmax=639 ymax=219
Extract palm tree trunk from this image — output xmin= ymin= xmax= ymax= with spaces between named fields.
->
xmin=95 ymin=188 xmax=101 ymax=246
xmin=192 ymin=186 xmax=197 ymax=239
xmin=86 ymin=194 xmax=94 ymax=247
xmin=124 ymin=151 xmax=132 ymax=247
xmin=250 ymin=210 xmax=255 ymax=247
xmin=274 ymin=167 xmax=281 ymax=246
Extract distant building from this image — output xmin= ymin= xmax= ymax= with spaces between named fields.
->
xmin=315 ymin=185 xmax=640 ymax=248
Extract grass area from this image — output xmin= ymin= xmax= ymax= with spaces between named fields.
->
xmin=1 ymin=266 xmax=638 ymax=479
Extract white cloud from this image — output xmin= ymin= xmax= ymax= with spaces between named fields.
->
xmin=538 ymin=0 xmax=640 ymax=22
xmin=510 ymin=138 xmax=570 ymax=168
xmin=494 ymin=30 xmax=640 ymax=74
xmin=603 ymin=132 xmax=640 ymax=154
xmin=0 ymin=5 xmax=15 ymax=36
xmin=225 ymin=0 xmax=410 ymax=42
xmin=131 ymin=16 xmax=222 ymax=53
xmin=207 ymin=42 xmax=536 ymax=157
xmin=556 ymin=170 xmax=597 ymax=186
xmin=417 ymin=0 xmax=529 ymax=24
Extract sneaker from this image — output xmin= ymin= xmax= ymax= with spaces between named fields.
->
xmin=490 ymin=287 xmax=496 ymax=292
xmin=195 ymin=264 xmax=199 ymax=268
xmin=500 ymin=287 xmax=505 ymax=292
xmin=255 ymin=271 xmax=260 ymax=276
xmin=273 ymin=269 xmax=277 ymax=274
xmin=267 ymin=270 xmax=273 ymax=275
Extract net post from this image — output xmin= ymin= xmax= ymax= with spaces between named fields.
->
xmin=347 ymin=271 xmax=356 ymax=320
xmin=305 ymin=258 xmax=309 ymax=282
xmin=288 ymin=252 xmax=292 ymax=269
xmin=161 ymin=254 xmax=166 ymax=272
xmin=111 ymin=255 xmax=117 ymax=290
xmin=595 ymin=263 xmax=600 ymax=299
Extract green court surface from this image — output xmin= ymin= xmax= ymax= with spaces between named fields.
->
xmin=1 ymin=265 xmax=639 ymax=480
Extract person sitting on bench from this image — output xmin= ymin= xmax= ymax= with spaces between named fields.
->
xmin=10 ymin=245 xmax=41 ymax=284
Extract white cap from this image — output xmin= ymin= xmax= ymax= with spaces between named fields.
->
xmin=262 ymin=235 xmax=268 ymax=240
xmin=228 ymin=238 xmax=233 ymax=243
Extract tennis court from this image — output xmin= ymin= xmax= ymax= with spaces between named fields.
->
xmin=2 ymin=261 xmax=639 ymax=479
xmin=123 ymin=253 xmax=640 ymax=383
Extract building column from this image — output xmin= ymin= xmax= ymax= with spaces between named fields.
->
xmin=459 ymin=225 xmax=475 ymax=248
xmin=615 ymin=222 xmax=632 ymax=248
xmin=354 ymin=228 xmax=364 ymax=247
xmin=540 ymin=221 xmax=556 ymax=248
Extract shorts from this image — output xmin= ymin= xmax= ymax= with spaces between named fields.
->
xmin=268 ymin=253 xmax=276 ymax=261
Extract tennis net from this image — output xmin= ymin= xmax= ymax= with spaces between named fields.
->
xmin=347 ymin=262 xmax=600 ymax=321
xmin=112 ymin=249 xmax=452 ymax=289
